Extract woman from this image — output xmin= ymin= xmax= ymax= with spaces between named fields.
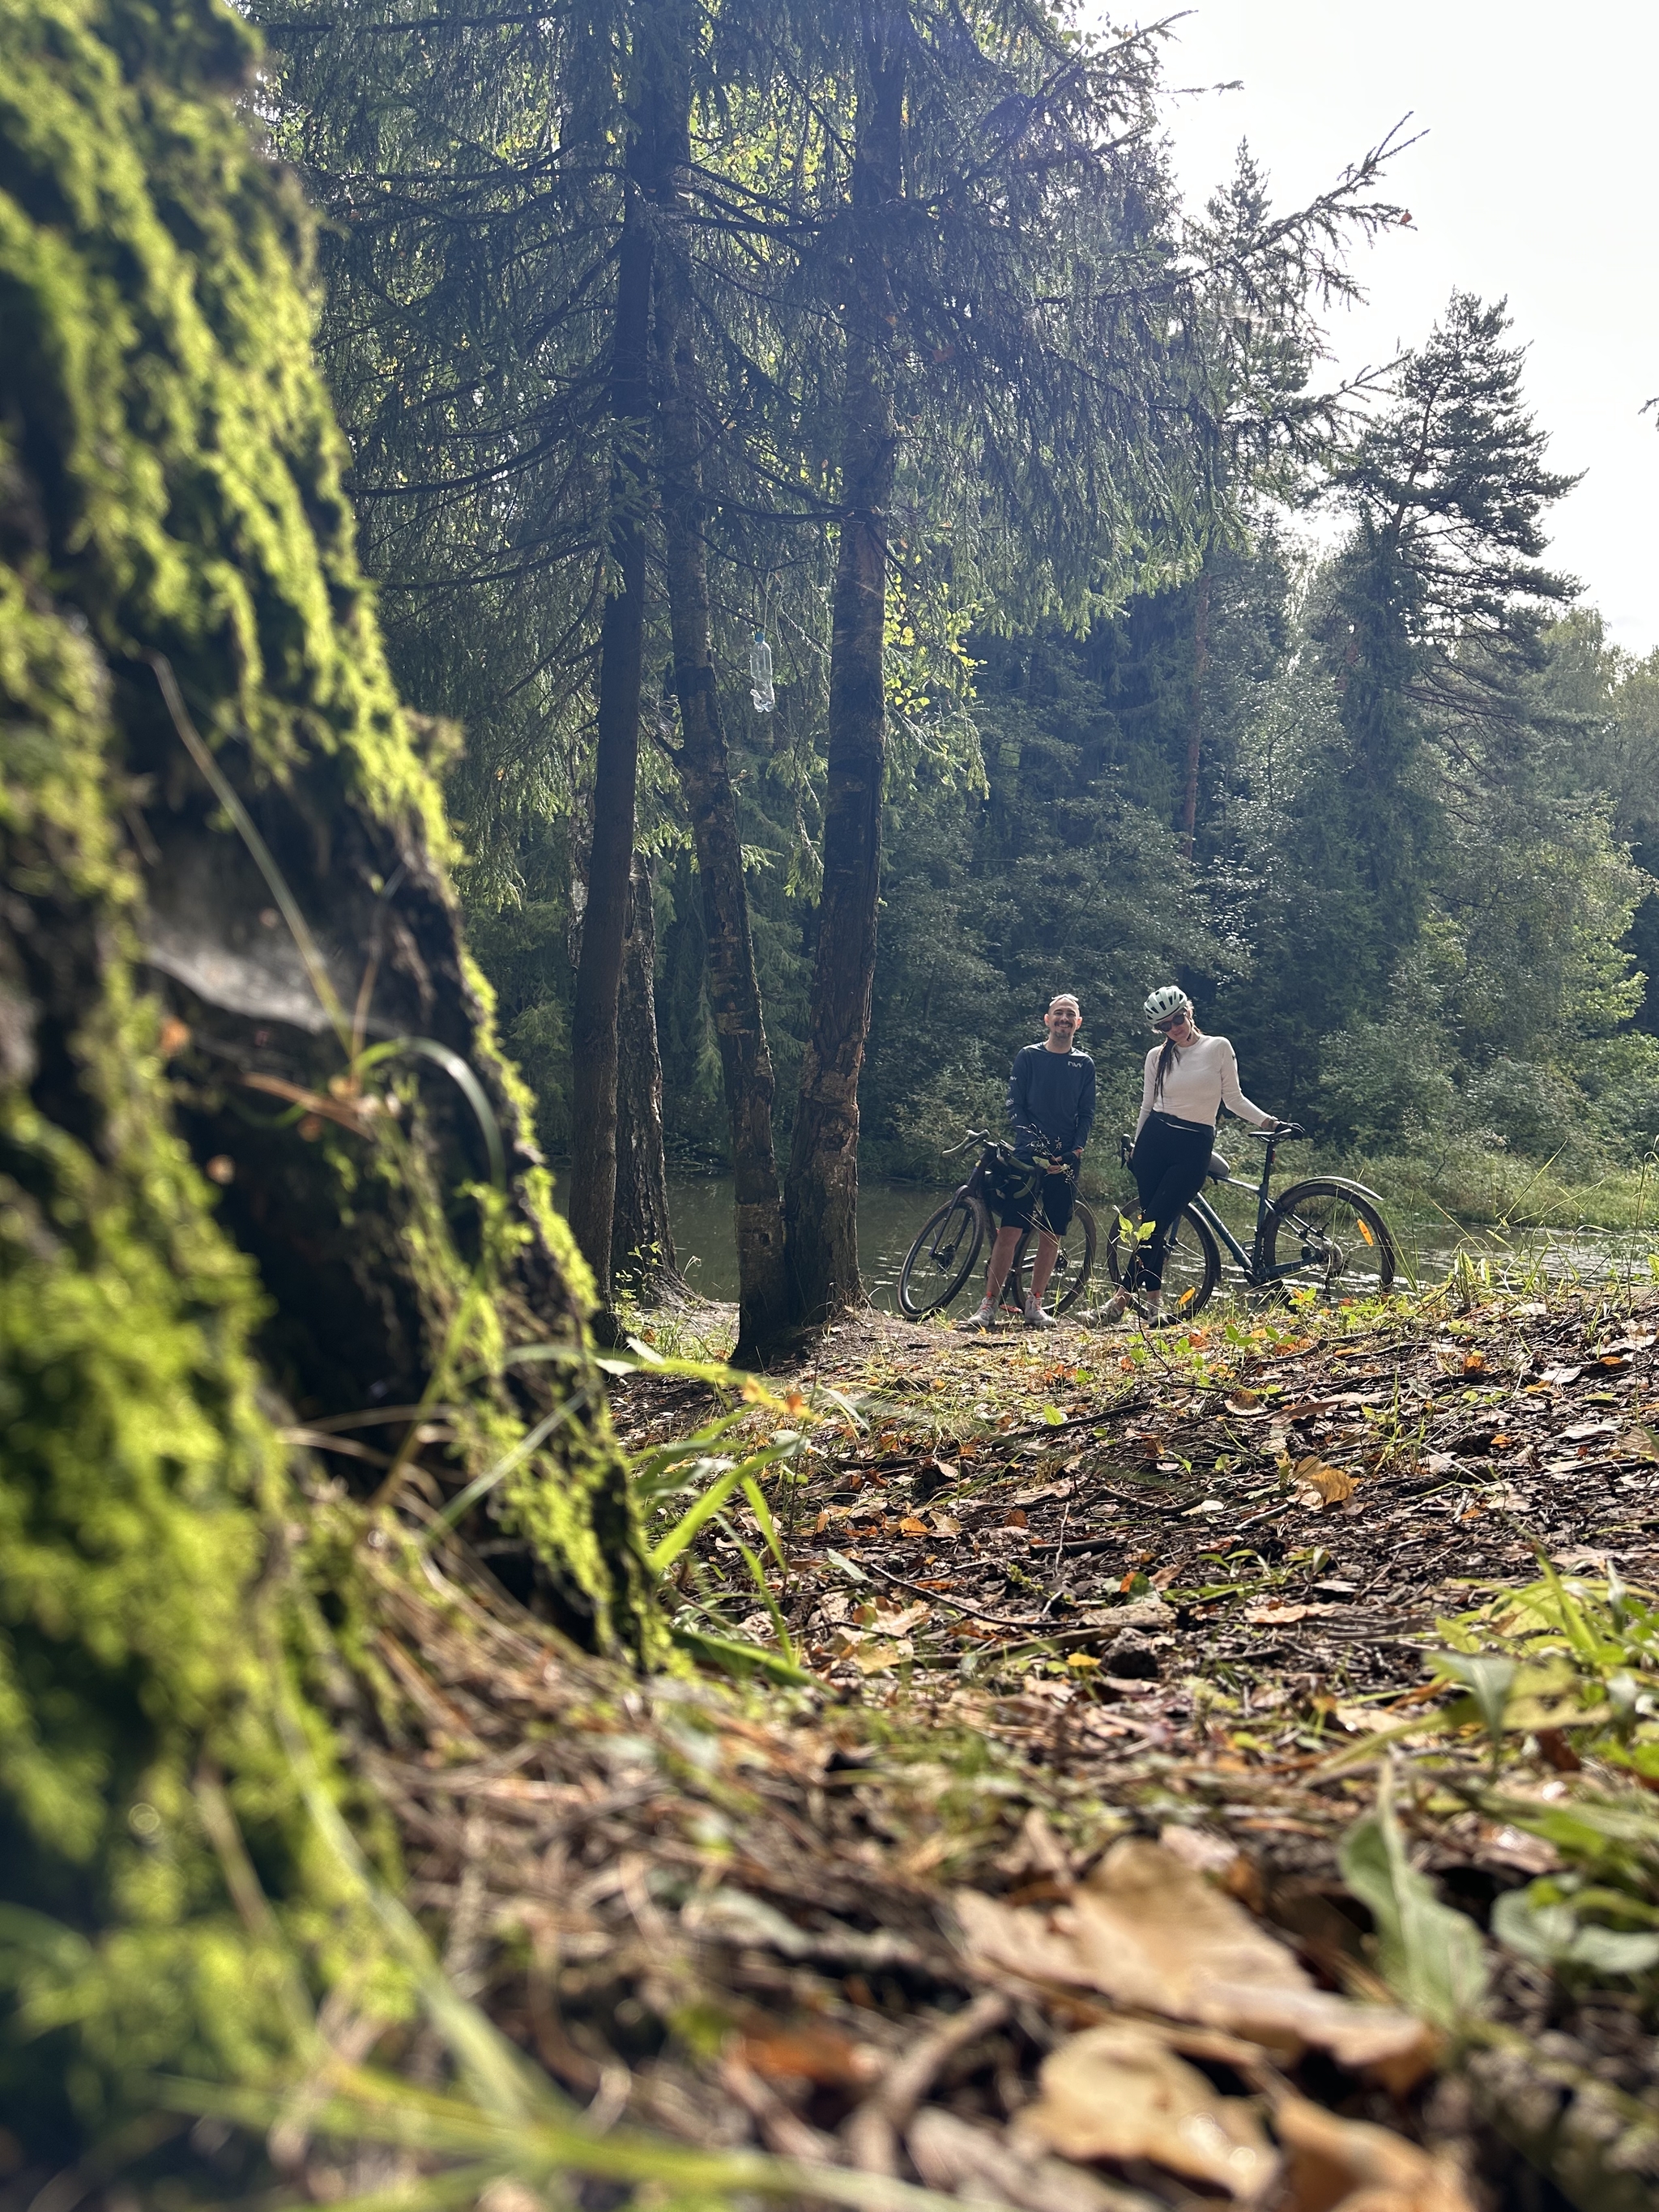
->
xmin=1102 ymin=986 xmax=1293 ymax=1324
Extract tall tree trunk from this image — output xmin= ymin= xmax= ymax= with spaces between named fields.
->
xmin=783 ymin=23 xmax=905 ymax=1330
xmin=650 ymin=17 xmax=790 ymax=1360
xmin=1179 ymin=565 xmax=1211 ymax=860
xmin=568 ymin=110 xmax=655 ymax=1304
xmin=612 ymin=851 xmax=680 ymax=1297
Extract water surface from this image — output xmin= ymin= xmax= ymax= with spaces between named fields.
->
xmin=574 ymin=1173 xmax=1658 ymax=1311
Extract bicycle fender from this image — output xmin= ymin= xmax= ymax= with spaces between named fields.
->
xmin=1316 ymin=1174 xmax=1391 ymax=1213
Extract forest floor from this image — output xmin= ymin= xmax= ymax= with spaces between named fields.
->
xmin=341 ymin=1283 xmax=1659 ymax=2212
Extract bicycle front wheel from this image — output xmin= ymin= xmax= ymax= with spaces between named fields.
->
xmin=1009 ymin=1200 xmax=1097 ymax=1316
xmin=1104 ymin=1202 xmax=1221 ymax=1324
xmin=1265 ymin=1179 xmax=1397 ymax=1298
xmin=898 ymin=1192 xmax=987 ymax=1316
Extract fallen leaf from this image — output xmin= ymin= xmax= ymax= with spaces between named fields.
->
xmin=898 ymin=1516 xmax=931 ymax=1536
xmin=954 ymin=1840 xmax=1433 ymax=2080
xmin=872 ymin=1599 xmax=930 ymax=1635
xmin=1244 ymin=1600 xmax=1313 ymax=1623
xmin=737 ymin=2024 xmax=881 ymax=2088
xmin=996 ymin=1808 xmax=1073 ymax=1881
xmin=906 ymin=2108 xmax=1137 ymax=2212
xmin=928 ymin=1511 xmax=962 ymax=1536
xmin=1540 ymin=1363 xmax=1582 ymax=1385
xmin=1294 ymin=1458 xmax=1356 ymax=1507
xmin=1015 ymin=2022 xmax=1276 ymax=2197
xmin=1275 ymin=2093 xmax=1477 ymax=2212
xmin=1004 ymin=1508 xmax=1030 ymax=1529
xmin=1224 ymin=1391 xmax=1263 ymax=1413
xmin=1334 ymin=1703 xmax=1413 ymax=1736
xmin=1549 ymin=1545 xmax=1614 ymax=1572
xmin=1562 ymin=1420 xmax=1617 ymax=1442
xmin=1461 ymin=1352 xmax=1486 ymax=1375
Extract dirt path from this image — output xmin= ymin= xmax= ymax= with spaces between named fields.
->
xmin=331 ymin=1287 xmax=1659 ymax=2212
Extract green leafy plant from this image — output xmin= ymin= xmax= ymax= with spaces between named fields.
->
xmin=1339 ymin=1767 xmax=1489 ymax=2035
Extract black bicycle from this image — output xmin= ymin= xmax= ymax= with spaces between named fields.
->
xmin=1104 ymin=1125 xmax=1398 ymax=1324
xmin=898 ymin=1131 xmax=1097 ymax=1319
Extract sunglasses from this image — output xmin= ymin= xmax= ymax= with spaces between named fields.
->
xmin=1153 ymin=1013 xmax=1190 ymax=1033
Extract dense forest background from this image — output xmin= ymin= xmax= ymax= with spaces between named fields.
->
xmin=460 ymin=348 xmax=1659 ymax=1204
xmin=255 ymin=0 xmax=1659 ymax=1263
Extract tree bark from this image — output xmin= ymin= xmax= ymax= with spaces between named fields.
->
xmin=0 ymin=0 xmax=659 ymax=1660
xmin=0 ymin=0 xmax=663 ymax=2154
xmin=650 ymin=16 xmax=790 ymax=1360
xmin=612 ymin=851 xmax=680 ymax=1297
xmin=783 ymin=22 xmax=905 ymax=1330
xmin=1179 ymin=565 xmax=1211 ymax=860
xmin=568 ymin=104 xmax=656 ymax=1305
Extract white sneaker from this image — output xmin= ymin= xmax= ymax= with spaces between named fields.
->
xmin=1138 ymin=1293 xmax=1162 ymax=1327
xmin=958 ymin=1301 xmax=998 ymax=1332
xmin=1023 ymin=1298 xmax=1057 ymax=1330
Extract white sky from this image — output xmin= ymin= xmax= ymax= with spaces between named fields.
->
xmin=1114 ymin=2 xmax=1659 ymax=657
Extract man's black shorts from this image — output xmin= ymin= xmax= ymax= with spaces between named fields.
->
xmin=989 ymin=1153 xmax=1077 ymax=1236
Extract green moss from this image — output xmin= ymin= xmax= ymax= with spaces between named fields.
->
xmin=0 ymin=0 xmax=662 ymax=2156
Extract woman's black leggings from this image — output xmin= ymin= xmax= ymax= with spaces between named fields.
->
xmin=1128 ymin=1115 xmax=1213 ymax=1293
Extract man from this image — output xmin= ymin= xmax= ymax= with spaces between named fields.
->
xmin=961 ymin=993 xmax=1095 ymax=1331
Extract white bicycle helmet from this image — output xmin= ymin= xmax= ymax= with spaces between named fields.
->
xmin=1143 ymin=984 xmax=1191 ymax=1028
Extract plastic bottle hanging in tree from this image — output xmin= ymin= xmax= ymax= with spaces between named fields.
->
xmin=750 ymin=629 xmax=774 ymax=713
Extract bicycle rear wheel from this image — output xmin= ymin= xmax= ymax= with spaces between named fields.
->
xmin=1104 ymin=1202 xmax=1221 ymax=1323
xmin=1265 ymin=1179 xmax=1397 ymax=1297
xmin=898 ymin=1192 xmax=987 ymax=1316
xmin=1009 ymin=1200 xmax=1096 ymax=1316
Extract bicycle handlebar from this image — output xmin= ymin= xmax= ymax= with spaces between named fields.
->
xmin=942 ymin=1129 xmax=994 ymax=1157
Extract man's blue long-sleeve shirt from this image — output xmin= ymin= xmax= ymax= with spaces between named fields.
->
xmin=1006 ymin=1042 xmax=1096 ymax=1157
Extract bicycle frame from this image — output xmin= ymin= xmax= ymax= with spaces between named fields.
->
xmin=1181 ymin=1138 xmax=1282 ymax=1286
xmin=1182 ymin=1135 xmax=1371 ymax=1289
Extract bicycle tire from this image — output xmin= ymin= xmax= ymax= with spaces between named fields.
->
xmin=1009 ymin=1200 xmax=1097 ymax=1315
xmin=1265 ymin=1179 xmax=1397 ymax=1297
xmin=898 ymin=1192 xmax=987 ymax=1316
xmin=1103 ymin=1201 xmax=1221 ymax=1324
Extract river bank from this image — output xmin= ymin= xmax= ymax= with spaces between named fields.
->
xmin=579 ymin=1167 xmax=1659 ymax=1317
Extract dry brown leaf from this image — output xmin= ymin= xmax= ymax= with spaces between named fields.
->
xmin=736 ymin=2024 xmax=880 ymax=2089
xmin=830 ymin=1627 xmax=915 ymax=1671
xmin=1293 ymin=1457 xmax=1356 ymax=1504
xmin=1275 ymin=2094 xmax=1476 ymax=2212
xmin=907 ymin=2108 xmax=1156 ymax=2212
xmin=955 ymin=1840 xmax=1433 ymax=2080
xmin=1014 ymin=2022 xmax=1276 ymax=2198
xmin=872 ymin=1598 xmax=931 ymax=1634
xmin=996 ymin=1807 xmax=1074 ymax=1881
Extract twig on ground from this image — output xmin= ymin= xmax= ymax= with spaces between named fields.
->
xmin=843 ymin=1993 xmax=1011 ymax=2176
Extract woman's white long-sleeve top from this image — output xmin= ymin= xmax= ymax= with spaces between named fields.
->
xmin=1134 ymin=1034 xmax=1273 ymax=1136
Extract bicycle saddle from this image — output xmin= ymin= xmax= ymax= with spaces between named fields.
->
xmin=1207 ymin=1151 xmax=1230 ymax=1182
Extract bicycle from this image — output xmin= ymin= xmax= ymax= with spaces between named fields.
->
xmin=898 ymin=1131 xmax=1097 ymax=1319
xmin=1103 ymin=1124 xmax=1398 ymax=1325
